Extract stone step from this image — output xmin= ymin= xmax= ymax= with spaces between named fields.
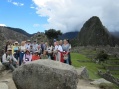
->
xmin=0 ymin=83 xmax=8 ymax=89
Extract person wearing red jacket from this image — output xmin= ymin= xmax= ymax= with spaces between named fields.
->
xmin=32 ymin=51 xmax=40 ymax=61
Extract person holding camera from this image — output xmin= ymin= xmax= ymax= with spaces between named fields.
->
xmin=23 ymin=49 xmax=32 ymax=64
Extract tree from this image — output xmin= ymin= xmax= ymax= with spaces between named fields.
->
xmin=95 ymin=50 xmax=109 ymax=64
xmin=45 ymin=29 xmax=62 ymax=44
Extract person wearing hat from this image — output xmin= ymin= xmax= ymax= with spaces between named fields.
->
xmin=32 ymin=50 xmax=40 ymax=61
xmin=29 ymin=45 xmax=35 ymax=54
xmin=2 ymin=48 xmax=18 ymax=71
xmin=32 ymin=40 xmax=38 ymax=51
xmin=23 ymin=49 xmax=32 ymax=64
xmin=25 ymin=40 xmax=31 ymax=50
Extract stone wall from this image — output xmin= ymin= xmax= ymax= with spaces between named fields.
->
xmin=98 ymin=70 xmax=119 ymax=86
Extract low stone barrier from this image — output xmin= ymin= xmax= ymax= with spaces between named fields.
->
xmin=98 ymin=70 xmax=119 ymax=86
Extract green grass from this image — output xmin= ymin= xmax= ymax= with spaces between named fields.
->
xmin=71 ymin=53 xmax=102 ymax=79
xmin=71 ymin=52 xmax=119 ymax=89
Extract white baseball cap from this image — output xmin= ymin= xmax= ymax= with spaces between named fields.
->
xmin=7 ymin=48 xmax=12 ymax=51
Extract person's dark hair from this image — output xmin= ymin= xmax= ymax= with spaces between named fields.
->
xmin=67 ymin=39 xmax=69 ymax=43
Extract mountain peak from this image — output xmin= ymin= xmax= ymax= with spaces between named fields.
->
xmin=78 ymin=16 xmax=119 ymax=46
xmin=84 ymin=16 xmax=103 ymax=29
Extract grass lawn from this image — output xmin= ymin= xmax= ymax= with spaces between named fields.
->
xmin=71 ymin=53 xmax=119 ymax=89
xmin=71 ymin=53 xmax=102 ymax=79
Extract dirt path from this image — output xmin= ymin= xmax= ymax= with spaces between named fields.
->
xmin=0 ymin=70 xmax=16 ymax=89
xmin=0 ymin=70 xmax=99 ymax=89
xmin=77 ymin=79 xmax=99 ymax=89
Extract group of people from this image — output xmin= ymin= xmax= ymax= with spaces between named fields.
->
xmin=1 ymin=39 xmax=71 ymax=71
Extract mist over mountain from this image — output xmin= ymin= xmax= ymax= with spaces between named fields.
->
xmin=110 ymin=31 xmax=119 ymax=38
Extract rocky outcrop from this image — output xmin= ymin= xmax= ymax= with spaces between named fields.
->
xmin=76 ymin=67 xmax=89 ymax=80
xmin=13 ymin=60 xmax=78 ymax=89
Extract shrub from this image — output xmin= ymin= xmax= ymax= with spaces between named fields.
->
xmin=95 ymin=50 xmax=109 ymax=63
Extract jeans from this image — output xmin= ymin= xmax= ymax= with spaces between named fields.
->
xmin=19 ymin=52 xmax=24 ymax=65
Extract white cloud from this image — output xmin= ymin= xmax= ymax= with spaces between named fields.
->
xmin=33 ymin=24 xmax=40 ymax=27
xmin=32 ymin=0 xmax=119 ymax=33
xmin=19 ymin=3 xmax=24 ymax=6
xmin=8 ymin=0 xmax=12 ymax=2
xmin=30 ymin=6 xmax=35 ymax=9
xmin=12 ymin=2 xmax=24 ymax=6
xmin=8 ymin=0 xmax=24 ymax=6
xmin=12 ymin=2 xmax=18 ymax=6
xmin=0 ymin=24 xmax=6 ymax=26
xmin=30 ymin=4 xmax=35 ymax=9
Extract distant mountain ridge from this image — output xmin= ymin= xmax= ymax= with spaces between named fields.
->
xmin=4 ymin=26 xmax=33 ymax=37
xmin=111 ymin=32 xmax=119 ymax=38
xmin=0 ymin=26 xmax=48 ymax=47
xmin=0 ymin=26 xmax=29 ymax=47
xmin=58 ymin=31 xmax=79 ymax=40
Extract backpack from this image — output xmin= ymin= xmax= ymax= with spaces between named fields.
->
xmin=1 ymin=53 xmax=7 ymax=63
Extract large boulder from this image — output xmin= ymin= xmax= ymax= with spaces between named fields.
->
xmin=13 ymin=60 xmax=78 ymax=89
xmin=76 ymin=67 xmax=89 ymax=80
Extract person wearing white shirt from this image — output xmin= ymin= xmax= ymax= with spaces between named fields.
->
xmin=25 ymin=40 xmax=31 ymax=50
xmin=53 ymin=41 xmax=63 ymax=61
xmin=32 ymin=40 xmax=38 ymax=51
xmin=2 ymin=48 xmax=18 ymax=71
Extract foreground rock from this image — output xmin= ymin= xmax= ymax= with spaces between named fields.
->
xmin=76 ymin=67 xmax=89 ymax=80
xmin=13 ymin=59 xmax=78 ymax=89
xmin=90 ymin=78 xmax=112 ymax=85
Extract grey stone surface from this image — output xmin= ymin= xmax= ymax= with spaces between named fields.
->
xmin=0 ymin=62 xmax=2 ymax=71
xmin=13 ymin=59 xmax=78 ymax=89
xmin=0 ymin=83 xmax=8 ymax=89
xmin=1 ymin=79 xmax=11 ymax=83
xmin=0 ymin=62 xmax=6 ymax=71
xmin=90 ymin=78 xmax=112 ymax=85
xmin=76 ymin=67 xmax=89 ymax=80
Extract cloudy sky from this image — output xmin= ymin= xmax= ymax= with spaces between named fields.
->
xmin=0 ymin=0 xmax=119 ymax=34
